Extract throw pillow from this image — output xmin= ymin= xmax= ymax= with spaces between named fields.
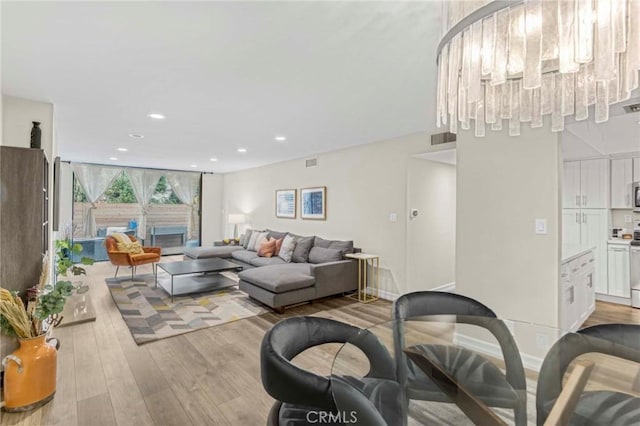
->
xmin=266 ymin=229 xmax=288 ymax=241
xmin=278 ymin=234 xmax=296 ymax=263
xmin=292 ymin=236 xmax=314 ymax=263
xmin=251 ymin=232 xmax=269 ymax=251
xmin=117 ymin=241 xmax=144 ymax=255
xmin=257 ymin=238 xmax=277 ymax=258
xmin=246 ymin=230 xmax=259 ymax=251
xmin=308 ymin=247 xmax=343 ymax=264
xmin=275 ymin=238 xmax=284 ymax=255
xmin=313 ymin=236 xmax=354 ymax=255
xmin=239 ymin=232 xmax=248 ymax=247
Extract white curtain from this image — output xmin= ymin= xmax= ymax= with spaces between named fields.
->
xmin=72 ymin=164 xmax=122 ymax=237
xmin=167 ymin=172 xmax=200 ymax=240
xmin=126 ymin=169 xmax=163 ymax=240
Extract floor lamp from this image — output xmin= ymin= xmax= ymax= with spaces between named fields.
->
xmin=228 ymin=214 xmax=246 ymax=239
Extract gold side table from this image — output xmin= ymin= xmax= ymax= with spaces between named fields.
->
xmin=345 ymin=253 xmax=379 ymax=303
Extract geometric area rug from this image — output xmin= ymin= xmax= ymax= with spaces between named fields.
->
xmin=105 ymin=272 xmax=268 ymax=345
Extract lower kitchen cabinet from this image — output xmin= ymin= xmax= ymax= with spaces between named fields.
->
xmin=607 ymin=244 xmax=631 ymax=298
xmin=561 ymin=250 xmax=596 ymax=332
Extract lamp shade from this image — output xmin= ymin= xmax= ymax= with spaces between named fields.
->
xmin=228 ymin=214 xmax=246 ymax=225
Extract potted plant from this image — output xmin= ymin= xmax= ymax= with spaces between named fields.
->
xmin=0 ymin=240 xmax=93 ymax=412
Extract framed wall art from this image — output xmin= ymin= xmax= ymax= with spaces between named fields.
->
xmin=300 ymin=186 xmax=326 ymax=220
xmin=275 ymin=189 xmax=297 ymax=218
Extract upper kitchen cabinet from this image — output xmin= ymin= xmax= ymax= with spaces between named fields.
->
xmin=611 ymin=158 xmax=633 ymax=208
xmin=563 ymin=159 xmax=609 ymax=209
xmin=634 ymin=157 xmax=640 ymax=182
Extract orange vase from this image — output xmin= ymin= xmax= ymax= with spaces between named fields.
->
xmin=2 ymin=334 xmax=58 ymax=412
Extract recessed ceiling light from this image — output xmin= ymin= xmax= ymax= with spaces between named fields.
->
xmin=109 ymin=157 xmax=118 ymax=161
xmin=237 ymin=148 xmax=247 ymax=153
xmin=275 ymin=136 xmax=287 ymax=141
xmin=147 ymin=113 xmax=165 ymax=120
xmin=210 ymin=158 xmax=218 ymax=162
xmin=128 ymin=134 xmax=144 ymax=139
xmin=191 ymin=164 xmax=198 ymax=168
xmin=117 ymin=147 xmax=128 ymax=152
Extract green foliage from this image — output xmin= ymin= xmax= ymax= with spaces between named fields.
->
xmin=73 ymin=179 xmax=87 ymax=202
xmin=103 ymin=173 xmax=137 ymax=203
xmin=55 ymin=239 xmax=95 ymax=276
xmin=0 ymin=314 xmax=17 ymax=337
xmin=35 ymin=281 xmax=75 ymax=319
xmin=151 ymin=176 xmax=182 ymax=204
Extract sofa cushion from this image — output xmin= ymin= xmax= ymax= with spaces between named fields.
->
xmin=232 ymin=250 xmax=260 ymax=264
xmin=250 ymin=256 xmax=286 ymax=267
xmin=184 ymin=246 xmax=243 ymax=259
xmin=278 ymin=234 xmax=296 ymax=263
xmin=267 ymin=229 xmax=288 ymax=241
xmin=292 ymin=236 xmax=314 ymax=263
xmin=308 ymin=246 xmax=343 ymax=264
xmin=239 ymin=264 xmax=314 ymax=293
xmin=314 ymin=236 xmax=354 ymax=255
xmin=251 ymin=232 xmax=269 ymax=251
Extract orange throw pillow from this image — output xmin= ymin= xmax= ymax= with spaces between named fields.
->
xmin=258 ymin=238 xmax=277 ymax=258
xmin=275 ymin=238 xmax=283 ymax=255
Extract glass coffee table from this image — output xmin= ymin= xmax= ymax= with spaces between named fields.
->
xmin=155 ymin=258 xmax=243 ymax=302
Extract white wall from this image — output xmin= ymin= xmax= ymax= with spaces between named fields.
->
xmin=406 ymin=158 xmax=456 ymax=292
xmin=201 ymin=173 xmax=224 ymax=246
xmin=219 ymin=132 xmax=438 ymax=296
xmin=456 ymin=120 xmax=562 ymax=327
xmin=2 ymin=95 xmax=54 ymax=160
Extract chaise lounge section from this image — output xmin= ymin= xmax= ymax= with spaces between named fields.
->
xmin=184 ymin=230 xmax=358 ymax=312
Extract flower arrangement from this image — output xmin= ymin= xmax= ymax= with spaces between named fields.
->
xmin=222 ymin=238 xmax=240 ymax=246
xmin=0 ymin=239 xmax=93 ymax=338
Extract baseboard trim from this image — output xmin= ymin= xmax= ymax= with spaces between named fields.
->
xmin=595 ymin=293 xmax=631 ymax=306
xmin=455 ymin=333 xmax=544 ymax=372
xmin=375 ymin=282 xmax=456 ymax=302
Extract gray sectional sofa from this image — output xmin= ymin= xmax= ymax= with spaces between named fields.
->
xmin=183 ymin=229 xmax=358 ymax=313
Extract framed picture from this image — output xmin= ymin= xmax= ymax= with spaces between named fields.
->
xmin=300 ymin=186 xmax=326 ymax=220
xmin=275 ymin=189 xmax=297 ymax=218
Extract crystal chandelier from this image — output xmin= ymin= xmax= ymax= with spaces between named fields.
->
xmin=436 ymin=0 xmax=640 ymax=137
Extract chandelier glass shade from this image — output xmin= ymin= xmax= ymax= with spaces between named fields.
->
xmin=436 ymin=0 xmax=640 ymax=137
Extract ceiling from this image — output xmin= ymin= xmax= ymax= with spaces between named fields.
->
xmin=563 ymin=96 xmax=640 ymax=160
xmin=1 ymin=1 xmax=441 ymax=173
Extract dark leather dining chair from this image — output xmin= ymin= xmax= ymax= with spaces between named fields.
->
xmin=260 ymin=316 xmax=402 ymax=426
xmin=393 ymin=291 xmax=528 ymax=425
xmin=536 ymin=323 xmax=640 ymax=425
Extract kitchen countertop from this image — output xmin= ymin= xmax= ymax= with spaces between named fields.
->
xmin=608 ymin=238 xmax=632 ymax=245
xmin=562 ymin=245 xmax=596 ymax=263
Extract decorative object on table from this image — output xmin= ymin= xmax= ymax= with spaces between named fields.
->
xmin=275 ymin=189 xmax=296 ymax=218
xmin=300 ymin=186 xmax=326 ymax=220
xmin=0 ymin=244 xmax=93 ymax=412
xmin=228 ymin=213 xmax=246 ymax=239
xmin=105 ymin=272 xmax=267 ymax=344
xmin=221 ymin=238 xmax=240 ymax=246
xmin=29 ymin=122 xmax=41 ymax=149
xmin=435 ymin=0 xmax=640 ymax=137
xmin=345 ymin=253 xmax=380 ymax=303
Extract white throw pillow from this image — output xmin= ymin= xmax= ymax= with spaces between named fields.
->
xmin=246 ymin=231 xmax=260 ymax=251
xmin=278 ymin=234 xmax=296 ymax=263
xmin=251 ymin=232 xmax=269 ymax=252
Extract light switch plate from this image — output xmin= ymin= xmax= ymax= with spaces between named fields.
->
xmin=535 ymin=218 xmax=548 ymax=234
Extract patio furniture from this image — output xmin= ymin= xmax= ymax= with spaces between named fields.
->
xmin=105 ymin=234 xmax=161 ymax=279
xmin=150 ymin=225 xmax=188 ymax=246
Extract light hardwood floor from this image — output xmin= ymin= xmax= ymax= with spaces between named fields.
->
xmin=0 ymin=258 xmax=638 ymax=426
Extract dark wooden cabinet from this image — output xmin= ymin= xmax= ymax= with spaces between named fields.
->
xmin=0 ymin=146 xmax=49 ymax=294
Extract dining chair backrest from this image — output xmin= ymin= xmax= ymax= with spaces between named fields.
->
xmin=536 ymin=323 xmax=640 ymax=425
xmin=392 ymin=291 xmax=526 ymax=392
xmin=260 ymin=316 xmax=396 ymax=411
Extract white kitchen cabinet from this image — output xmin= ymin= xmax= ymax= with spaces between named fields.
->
xmin=562 ymin=209 xmax=581 ymax=246
xmin=611 ymin=158 xmax=633 ymax=208
xmin=560 ymin=250 xmax=596 ymax=332
xmin=563 ymin=161 xmax=581 ymax=208
xmin=634 ymin=158 xmax=640 ymax=182
xmin=563 ymin=159 xmax=608 ymax=209
xmin=580 ymin=159 xmax=609 ymax=208
xmin=608 ymin=244 xmax=630 ymax=298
